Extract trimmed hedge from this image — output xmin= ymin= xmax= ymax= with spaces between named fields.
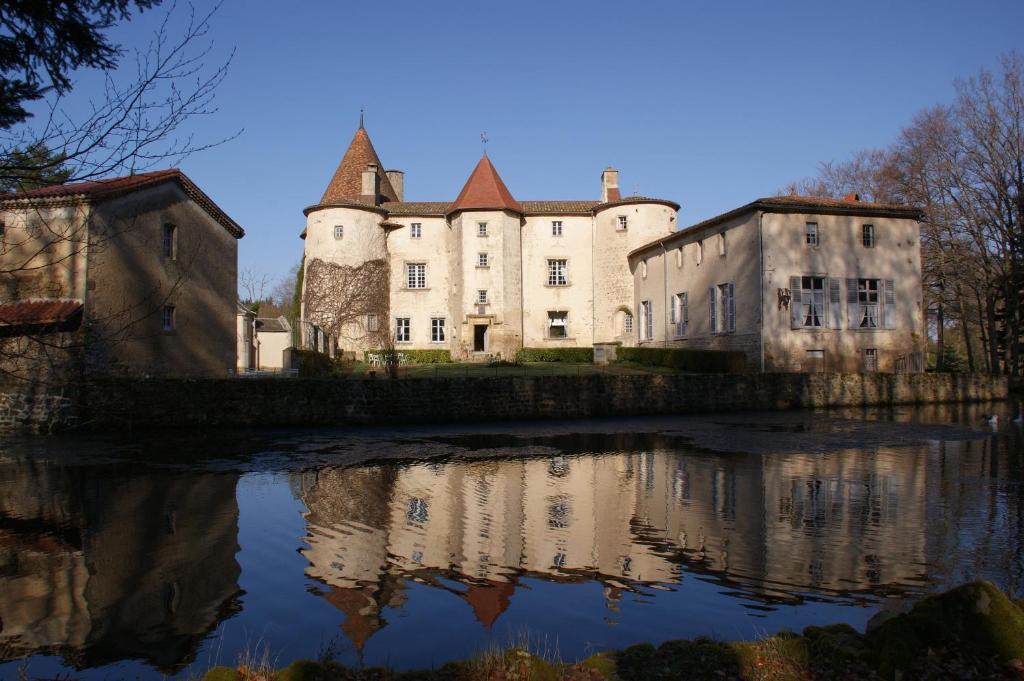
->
xmin=616 ymin=347 xmax=746 ymax=373
xmin=292 ymin=349 xmax=338 ymax=378
xmin=363 ymin=349 xmax=452 ymax=364
xmin=515 ymin=347 xmax=594 ymax=363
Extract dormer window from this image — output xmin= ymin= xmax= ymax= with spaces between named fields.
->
xmin=478 ymin=222 xmax=488 ymax=237
xmin=617 ymin=215 xmax=628 ymax=231
xmin=334 ymin=225 xmax=344 ymax=240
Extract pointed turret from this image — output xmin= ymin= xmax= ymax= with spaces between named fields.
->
xmin=447 ymin=155 xmax=523 ymax=217
xmin=319 ymin=121 xmax=398 ymax=205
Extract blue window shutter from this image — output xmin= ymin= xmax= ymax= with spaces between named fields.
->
xmin=727 ymin=283 xmax=736 ymax=332
xmin=846 ymin=278 xmax=859 ymax=329
xmin=829 ymin=278 xmax=842 ymax=330
xmin=883 ymin=279 xmax=896 ymax=329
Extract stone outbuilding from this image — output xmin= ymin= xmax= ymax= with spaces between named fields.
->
xmin=0 ymin=169 xmax=244 ymax=378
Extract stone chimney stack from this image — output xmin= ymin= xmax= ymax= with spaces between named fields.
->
xmin=601 ymin=167 xmax=621 ymax=203
xmin=361 ymin=164 xmax=379 ymax=203
xmin=385 ymin=170 xmax=404 ymax=202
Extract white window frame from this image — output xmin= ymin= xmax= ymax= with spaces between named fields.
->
xmin=617 ymin=215 xmax=628 ymax=231
xmin=477 ymin=289 xmax=488 ymax=305
xmin=710 ymin=283 xmax=735 ymax=334
xmin=806 ymin=222 xmax=818 ymax=246
xmin=552 ymin=220 xmax=563 ymax=237
xmin=672 ymin=292 xmax=688 ymax=336
xmin=862 ymin=224 xmax=875 ymax=248
xmin=547 ymin=259 xmax=568 ymax=286
xmin=406 ymin=262 xmax=426 ymax=289
xmin=410 ymin=223 xmax=422 ymax=239
xmin=395 ymin=317 xmax=411 ymax=342
xmin=857 ymin=278 xmax=880 ymax=328
xmin=478 ymin=252 xmax=489 ymax=267
xmin=430 ymin=317 xmax=446 ymax=343
xmin=547 ymin=311 xmax=568 ymax=338
xmin=334 ymin=225 xmax=344 ymax=240
xmin=640 ymin=300 xmax=653 ymax=341
xmin=477 ymin=222 xmax=488 ymax=237
xmin=799 ymin=276 xmax=826 ymax=328
xmin=623 ymin=311 xmax=633 ymax=335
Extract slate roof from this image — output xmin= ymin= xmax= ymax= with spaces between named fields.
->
xmin=0 ymin=168 xmax=244 ymax=238
xmin=255 ymin=317 xmax=290 ymax=333
xmin=0 ymin=299 xmax=83 ymax=336
xmin=320 ymin=125 xmax=398 ymax=205
xmin=447 ymin=155 xmax=524 ymax=216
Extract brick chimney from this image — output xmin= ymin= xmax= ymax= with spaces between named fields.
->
xmin=601 ymin=167 xmax=621 ymax=203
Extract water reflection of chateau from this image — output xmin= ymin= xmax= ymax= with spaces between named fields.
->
xmin=0 ymin=458 xmax=242 ymax=671
xmin=298 ymin=446 xmax=960 ymax=650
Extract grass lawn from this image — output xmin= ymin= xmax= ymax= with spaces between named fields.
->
xmin=342 ymin=361 xmax=677 ymax=379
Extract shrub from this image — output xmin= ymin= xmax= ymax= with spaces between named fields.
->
xmin=514 ymin=347 xmax=594 ymax=363
xmin=616 ymin=347 xmax=746 ymax=373
xmin=363 ymin=348 xmax=452 ymax=364
xmin=292 ymin=349 xmax=337 ymax=377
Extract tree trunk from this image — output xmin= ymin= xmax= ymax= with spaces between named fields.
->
xmin=986 ymin=293 xmax=1001 ymax=374
xmin=935 ymin=298 xmax=945 ymax=372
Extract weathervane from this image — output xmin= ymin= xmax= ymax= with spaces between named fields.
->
xmin=481 ymin=131 xmax=489 ymax=155
xmin=359 ymin=108 xmax=365 ymax=129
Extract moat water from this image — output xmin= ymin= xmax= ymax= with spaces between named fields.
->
xmin=1 ymin=404 xmax=1023 ymax=679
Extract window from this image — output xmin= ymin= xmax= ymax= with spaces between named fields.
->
xmin=640 ymin=300 xmax=653 ymax=340
xmin=477 ymin=252 xmax=489 ymax=267
xmin=410 ymin=223 xmax=422 ymax=239
xmin=806 ymin=222 xmax=818 ymax=246
xmin=406 ymin=497 xmax=428 ymax=525
xmin=395 ymin=317 xmax=411 ymax=342
xmin=163 ymin=223 xmax=176 ymax=259
xmin=406 ymin=263 xmax=426 ymax=289
xmin=552 ymin=220 xmax=563 ymax=237
xmin=718 ymin=232 xmax=726 ymax=256
xmin=547 ymin=259 xmax=568 ymax=286
xmin=162 ymin=305 xmax=175 ymax=332
xmin=856 ymin=278 xmax=880 ymax=328
xmin=548 ymin=311 xmax=568 ymax=338
xmin=864 ymin=348 xmax=878 ymax=372
xmin=799 ymin=276 xmax=825 ymax=327
xmin=805 ymin=349 xmax=825 ymax=372
xmin=617 ymin=215 xmax=628 ymax=231
xmin=623 ymin=311 xmax=633 ymax=335
xmin=676 ymin=246 xmax=683 ymax=269
xmin=709 ymin=283 xmax=735 ymax=334
xmin=862 ymin=224 xmax=875 ymax=248
xmin=477 ymin=289 xmax=488 ymax=304
xmin=672 ymin=292 xmax=689 ymax=336
xmin=696 ymin=240 xmax=703 ymax=265
xmin=431 ymin=317 xmax=446 ymax=342
xmin=641 ymin=259 xmax=648 ymax=278
xmin=477 ymin=222 xmax=488 ymax=237
xmin=367 ymin=313 xmax=379 ymax=332
xmin=333 ymin=225 xmax=344 ymax=240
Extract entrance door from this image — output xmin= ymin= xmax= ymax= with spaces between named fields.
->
xmin=473 ymin=324 xmax=487 ymax=352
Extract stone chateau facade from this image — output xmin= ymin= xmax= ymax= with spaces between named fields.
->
xmin=301 ymin=121 xmax=678 ymax=360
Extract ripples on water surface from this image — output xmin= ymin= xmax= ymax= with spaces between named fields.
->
xmin=1 ymin=403 xmax=1023 ymax=679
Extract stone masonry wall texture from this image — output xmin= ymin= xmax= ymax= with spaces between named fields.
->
xmin=38 ymin=372 xmax=1007 ymax=432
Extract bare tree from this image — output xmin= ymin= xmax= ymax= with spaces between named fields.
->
xmin=239 ymin=267 xmax=270 ymax=307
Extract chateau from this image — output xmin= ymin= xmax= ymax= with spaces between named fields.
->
xmin=301 ymin=121 xmax=679 ymax=360
xmin=302 ymin=121 xmax=926 ymax=372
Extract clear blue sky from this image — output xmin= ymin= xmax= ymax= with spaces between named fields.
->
xmin=47 ymin=0 xmax=1024 ymax=287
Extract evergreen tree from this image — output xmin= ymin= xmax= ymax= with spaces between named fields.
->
xmin=0 ymin=142 xmax=72 ymax=193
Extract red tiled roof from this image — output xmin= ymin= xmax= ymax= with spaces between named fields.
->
xmin=320 ymin=125 xmax=398 ymax=205
xmin=0 ymin=168 xmax=244 ymax=238
xmin=0 ymin=299 xmax=83 ymax=335
xmin=447 ymin=155 xmax=523 ymax=216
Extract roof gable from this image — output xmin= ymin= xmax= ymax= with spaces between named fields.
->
xmin=447 ymin=155 xmax=523 ymax=216
xmin=0 ymin=168 xmax=244 ymax=238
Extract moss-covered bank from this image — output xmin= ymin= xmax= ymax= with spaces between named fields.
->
xmin=196 ymin=581 xmax=1024 ymax=681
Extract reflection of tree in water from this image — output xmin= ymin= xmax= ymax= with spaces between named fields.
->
xmin=297 ymin=439 xmax=1024 ymax=652
xmin=0 ymin=458 xmax=242 ymax=672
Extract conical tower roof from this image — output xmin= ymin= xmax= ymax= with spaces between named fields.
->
xmin=447 ymin=155 xmax=523 ymax=216
xmin=319 ymin=122 xmax=398 ymax=205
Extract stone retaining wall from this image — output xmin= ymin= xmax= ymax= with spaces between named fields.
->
xmin=49 ymin=372 xmax=1006 ymax=432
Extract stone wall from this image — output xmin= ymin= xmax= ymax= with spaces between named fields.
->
xmin=41 ymin=372 xmax=1007 ymax=432
xmin=0 ymin=383 xmax=77 ymax=433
